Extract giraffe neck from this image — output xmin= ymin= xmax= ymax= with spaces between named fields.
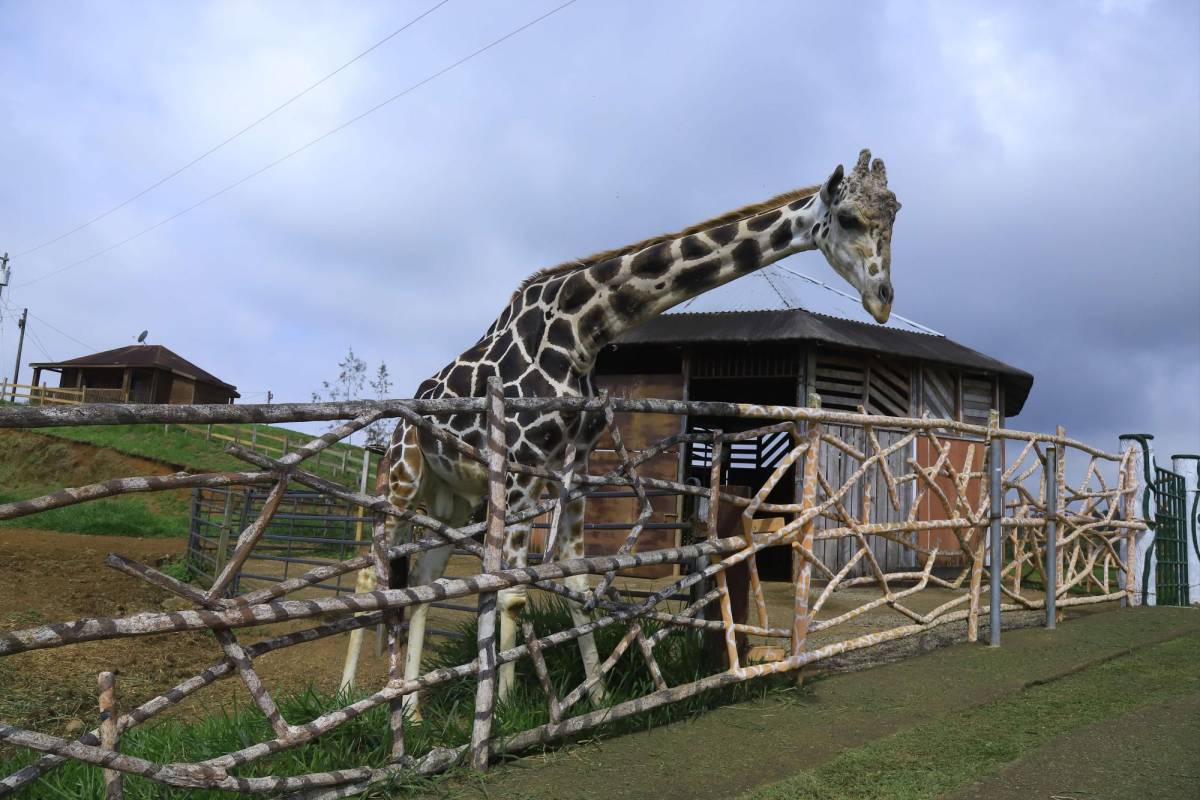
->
xmin=556 ymin=193 xmax=828 ymax=373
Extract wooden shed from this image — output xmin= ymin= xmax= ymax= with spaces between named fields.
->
xmin=579 ymin=305 xmax=1033 ymax=578
xmin=29 ymin=344 xmax=239 ymax=405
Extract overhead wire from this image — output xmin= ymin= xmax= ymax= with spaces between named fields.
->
xmin=16 ymin=0 xmax=581 ymax=289
xmin=12 ymin=0 xmax=452 ymax=259
xmin=1 ymin=297 xmax=97 ymax=352
xmin=25 ymin=327 xmax=54 ymax=363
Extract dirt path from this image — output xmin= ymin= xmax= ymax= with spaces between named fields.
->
xmin=0 ymin=530 xmax=399 ymax=735
xmin=948 ymin=693 xmax=1200 ymax=800
xmin=427 ymin=607 xmax=1200 ymax=800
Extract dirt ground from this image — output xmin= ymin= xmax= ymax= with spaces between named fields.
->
xmin=0 ymin=527 xmax=1050 ymax=737
xmin=0 ymin=529 xmax=403 ymax=734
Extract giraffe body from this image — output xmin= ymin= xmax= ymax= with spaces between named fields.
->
xmin=340 ymin=150 xmax=900 ymax=720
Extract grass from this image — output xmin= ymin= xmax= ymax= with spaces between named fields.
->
xmin=740 ymin=632 xmax=1200 ymax=800
xmin=0 ymin=421 xmax=373 ymax=537
xmin=36 ymin=424 xmax=248 ymax=472
xmin=0 ymin=596 xmax=778 ymax=799
xmin=0 ymin=430 xmax=192 ymax=536
xmin=39 ymin=422 xmax=379 ymax=479
xmin=0 ymin=488 xmax=184 ymax=537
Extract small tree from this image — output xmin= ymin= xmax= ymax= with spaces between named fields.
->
xmin=365 ymin=362 xmax=393 ymax=449
xmin=312 ymin=347 xmax=368 ymax=440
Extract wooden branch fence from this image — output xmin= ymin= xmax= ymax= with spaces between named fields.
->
xmin=0 ymin=398 xmax=1147 ymax=798
xmin=167 ymin=421 xmax=379 ymax=483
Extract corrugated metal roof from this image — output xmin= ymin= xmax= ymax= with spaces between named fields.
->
xmin=30 ymin=345 xmax=239 ymax=395
xmin=612 ymin=307 xmax=1033 ymax=415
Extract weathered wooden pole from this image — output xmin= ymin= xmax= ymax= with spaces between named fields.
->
xmin=470 ymin=377 xmax=506 ymax=771
xmin=97 ymin=671 xmax=123 ymax=800
xmin=1044 ymin=442 xmax=1058 ymax=629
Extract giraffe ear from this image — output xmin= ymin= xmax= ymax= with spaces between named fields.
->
xmin=820 ymin=164 xmax=844 ymax=206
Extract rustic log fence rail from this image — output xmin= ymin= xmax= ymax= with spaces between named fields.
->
xmin=0 ymin=398 xmax=1147 ymax=797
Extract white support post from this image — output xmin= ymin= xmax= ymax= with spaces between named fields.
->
xmin=1119 ymin=434 xmax=1156 ymax=606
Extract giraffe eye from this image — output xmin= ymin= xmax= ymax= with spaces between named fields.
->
xmin=837 ymin=212 xmax=863 ymax=231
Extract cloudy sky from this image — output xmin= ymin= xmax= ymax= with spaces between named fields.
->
xmin=1 ymin=0 xmax=1196 ymax=461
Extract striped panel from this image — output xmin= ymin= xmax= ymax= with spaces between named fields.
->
xmin=922 ymin=365 xmax=956 ymax=420
xmin=961 ymin=375 xmax=994 ymax=426
xmin=814 ymin=355 xmax=867 ymax=411
xmin=689 ymin=428 xmax=795 ymax=470
xmin=867 ymin=359 xmax=912 ymax=417
xmin=691 ymin=349 xmax=801 ymax=378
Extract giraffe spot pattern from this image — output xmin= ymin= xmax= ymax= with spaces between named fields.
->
xmin=630 ymin=242 xmax=672 ymax=278
xmin=680 ymin=234 xmax=711 ymax=260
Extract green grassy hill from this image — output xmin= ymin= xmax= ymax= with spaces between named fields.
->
xmin=0 ymin=421 xmax=382 ymax=538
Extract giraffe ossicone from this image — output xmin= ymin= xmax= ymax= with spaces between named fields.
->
xmin=339 ymin=149 xmax=901 ymax=720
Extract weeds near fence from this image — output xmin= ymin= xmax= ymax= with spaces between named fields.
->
xmin=0 ymin=597 xmax=774 ymax=799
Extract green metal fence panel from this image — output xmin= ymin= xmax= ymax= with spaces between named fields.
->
xmin=1152 ymin=467 xmax=1189 ymax=606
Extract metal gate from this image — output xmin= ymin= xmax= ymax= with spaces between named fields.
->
xmin=1151 ymin=466 xmax=1189 ymax=606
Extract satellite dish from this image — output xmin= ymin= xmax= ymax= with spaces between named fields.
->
xmin=137 ymin=330 xmax=148 ymax=343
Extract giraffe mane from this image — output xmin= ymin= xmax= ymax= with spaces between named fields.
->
xmin=509 ymin=184 xmax=821 ymax=302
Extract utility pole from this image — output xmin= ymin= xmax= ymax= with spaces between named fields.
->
xmin=0 ymin=253 xmax=9 ymax=318
xmin=266 ymin=390 xmax=273 ymax=404
xmin=11 ymin=308 xmax=27 ymax=400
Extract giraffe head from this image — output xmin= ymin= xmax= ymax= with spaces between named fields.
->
xmin=815 ymin=149 xmax=901 ymax=324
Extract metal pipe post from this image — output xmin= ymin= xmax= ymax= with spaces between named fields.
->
xmin=1045 ymin=444 xmax=1057 ymax=629
xmin=989 ymin=437 xmax=1002 ymax=647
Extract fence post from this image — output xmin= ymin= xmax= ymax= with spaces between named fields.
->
xmin=471 ymin=377 xmax=506 ymax=771
xmin=98 ymin=671 xmax=123 ymax=799
xmin=1045 ymin=441 xmax=1058 ymax=629
xmin=1118 ymin=434 xmax=1156 ymax=606
xmin=251 ymin=424 xmax=258 ymax=451
xmin=988 ymin=436 xmax=1003 ymax=647
xmin=214 ymin=489 xmax=234 ymax=579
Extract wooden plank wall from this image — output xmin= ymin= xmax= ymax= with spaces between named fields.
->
xmin=810 ymin=423 xmax=917 ymax=576
xmin=913 ymin=435 xmax=987 ymax=566
xmin=526 ymin=373 xmax=685 ymax=578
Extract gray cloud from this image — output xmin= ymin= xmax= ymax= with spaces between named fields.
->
xmin=1 ymin=0 xmax=1196 ymax=459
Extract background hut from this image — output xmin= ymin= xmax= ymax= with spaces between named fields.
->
xmin=573 ymin=268 xmax=1034 ymax=578
xmin=29 ymin=344 xmax=239 ymax=405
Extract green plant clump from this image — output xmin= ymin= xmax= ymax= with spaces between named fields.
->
xmin=0 ymin=596 xmax=780 ymax=798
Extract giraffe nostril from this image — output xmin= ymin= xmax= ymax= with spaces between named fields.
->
xmin=878 ymin=283 xmax=893 ymax=304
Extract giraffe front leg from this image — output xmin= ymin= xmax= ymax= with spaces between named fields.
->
xmin=560 ymin=497 xmax=606 ymax=706
xmin=497 ymin=523 xmax=531 ymax=703
xmin=400 ymin=542 xmax=453 ymax=722
xmin=338 ymin=553 xmax=379 ymax=693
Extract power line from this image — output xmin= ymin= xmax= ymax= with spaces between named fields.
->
xmin=1 ymin=298 xmax=97 ymax=352
xmin=13 ymin=0 xmax=452 ymax=259
xmin=26 ymin=327 xmax=53 ymax=363
xmin=17 ymin=0 xmax=580 ymax=289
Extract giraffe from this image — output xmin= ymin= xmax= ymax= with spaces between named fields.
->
xmin=340 ymin=149 xmax=900 ymax=719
